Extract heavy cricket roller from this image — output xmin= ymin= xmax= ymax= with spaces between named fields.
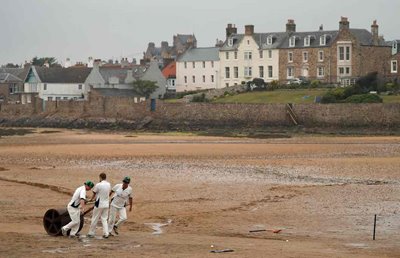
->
xmin=43 ymin=208 xmax=84 ymax=236
xmin=43 ymin=201 xmax=94 ymax=236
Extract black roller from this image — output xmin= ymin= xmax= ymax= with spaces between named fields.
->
xmin=43 ymin=208 xmax=84 ymax=236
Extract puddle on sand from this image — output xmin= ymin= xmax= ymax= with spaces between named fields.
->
xmin=346 ymin=243 xmax=369 ymax=249
xmin=145 ymin=219 xmax=172 ymax=235
xmin=42 ymin=248 xmax=69 ymax=254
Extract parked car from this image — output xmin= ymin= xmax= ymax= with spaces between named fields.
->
xmin=286 ymin=78 xmax=303 ymax=85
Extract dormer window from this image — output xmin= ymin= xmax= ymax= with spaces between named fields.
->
xmin=228 ymin=38 xmax=234 ymax=47
xmin=267 ymin=35 xmax=273 ymax=45
xmin=304 ymin=36 xmax=310 ymax=47
xmin=289 ymin=36 xmax=296 ymax=47
xmin=320 ymin=35 xmax=327 ymax=46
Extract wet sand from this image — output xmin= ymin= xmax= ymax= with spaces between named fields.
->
xmin=0 ymin=128 xmax=399 ymax=257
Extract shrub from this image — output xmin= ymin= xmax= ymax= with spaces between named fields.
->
xmin=344 ymin=94 xmax=382 ymax=103
xmin=320 ymin=92 xmax=337 ymax=103
xmin=191 ymin=93 xmax=209 ymax=102
xmin=310 ymin=80 xmax=320 ymax=88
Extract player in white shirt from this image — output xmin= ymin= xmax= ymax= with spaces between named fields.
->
xmin=108 ymin=176 xmax=133 ymax=235
xmin=87 ymin=173 xmax=111 ymax=238
xmin=61 ymin=180 xmax=94 ymax=238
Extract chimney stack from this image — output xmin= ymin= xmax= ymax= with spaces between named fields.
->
xmin=319 ymin=24 xmax=324 ymax=31
xmin=339 ymin=16 xmax=350 ymax=30
xmin=371 ymin=20 xmax=379 ymax=45
xmin=226 ymin=23 xmax=237 ymax=38
xmin=245 ymin=25 xmax=254 ymax=36
xmin=286 ymin=19 xmax=296 ymax=33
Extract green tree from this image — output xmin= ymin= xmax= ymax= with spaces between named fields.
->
xmin=31 ymin=57 xmax=60 ymax=67
xmin=132 ymin=80 xmax=158 ymax=98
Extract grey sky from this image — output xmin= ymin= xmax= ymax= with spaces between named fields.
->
xmin=1 ymin=0 xmax=399 ymax=66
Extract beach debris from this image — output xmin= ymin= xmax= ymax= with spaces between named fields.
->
xmin=210 ymin=249 xmax=234 ymax=253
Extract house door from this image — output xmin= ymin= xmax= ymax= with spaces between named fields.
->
xmin=302 ymin=67 xmax=309 ymax=77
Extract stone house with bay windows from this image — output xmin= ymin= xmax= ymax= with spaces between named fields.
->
xmin=279 ymin=17 xmax=391 ymax=86
xmin=219 ymin=17 xmax=391 ymax=87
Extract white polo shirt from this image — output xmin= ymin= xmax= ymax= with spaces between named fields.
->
xmin=93 ymin=180 xmax=111 ymax=209
xmin=68 ymin=185 xmax=86 ymax=208
xmin=111 ymin=184 xmax=132 ymax=209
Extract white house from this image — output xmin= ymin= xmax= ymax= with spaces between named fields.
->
xmin=219 ymin=24 xmax=281 ymax=87
xmin=176 ymin=47 xmax=220 ymax=92
xmin=21 ymin=66 xmax=92 ymax=103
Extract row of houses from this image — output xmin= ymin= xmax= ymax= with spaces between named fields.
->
xmin=0 ymin=61 xmax=166 ymax=104
xmin=1 ymin=17 xmax=399 ymax=102
xmin=169 ymin=17 xmax=400 ymax=92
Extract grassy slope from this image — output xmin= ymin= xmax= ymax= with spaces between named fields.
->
xmin=213 ymin=89 xmax=328 ymax=104
xmin=212 ymin=89 xmax=400 ymax=104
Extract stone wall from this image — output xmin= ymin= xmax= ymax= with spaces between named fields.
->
xmin=1 ymin=96 xmax=400 ymax=129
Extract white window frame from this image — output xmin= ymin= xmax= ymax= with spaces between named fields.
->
xmin=288 ymin=52 xmax=293 ymax=63
xmin=259 ymin=66 xmax=264 ymax=78
xmin=391 ymin=60 xmax=398 ymax=73
xmin=338 ymin=45 xmax=351 ymax=61
xmin=244 ymin=66 xmax=252 ymax=77
xmin=287 ymin=67 xmax=294 ymax=79
xmin=317 ymin=67 xmax=325 ymax=77
xmin=225 ymin=67 xmax=230 ymax=79
xmin=303 ymin=51 xmax=308 ymax=62
xmin=234 ymin=66 xmax=239 ymax=78
xmin=268 ymin=66 xmax=273 ymax=78
xmin=244 ymin=51 xmax=252 ymax=60
xmin=318 ymin=51 xmax=324 ymax=62
xmin=320 ymin=35 xmax=326 ymax=46
xmin=228 ymin=38 xmax=233 ymax=46
xmin=289 ymin=36 xmax=296 ymax=47
xmin=267 ymin=36 xmax=273 ymax=45
xmin=304 ymin=36 xmax=310 ymax=47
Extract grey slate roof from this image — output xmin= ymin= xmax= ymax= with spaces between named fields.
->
xmin=35 ymin=67 xmax=92 ymax=83
xmin=221 ymin=28 xmax=385 ymax=50
xmin=93 ymin=88 xmax=142 ymax=97
xmin=0 ymin=67 xmax=30 ymax=81
xmin=177 ymin=47 xmax=220 ymax=62
xmin=0 ymin=72 xmax=23 ymax=83
xmin=99 ymin=67 xmax=131 ymax=84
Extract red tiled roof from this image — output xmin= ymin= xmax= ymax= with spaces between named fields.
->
xmin=162 ymin=61 xmax=176 ymax=79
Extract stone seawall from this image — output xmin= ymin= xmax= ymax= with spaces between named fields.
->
xmin=0 ymin=97 xmax=399 ymax=130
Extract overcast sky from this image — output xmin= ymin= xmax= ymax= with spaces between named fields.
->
xmin=1 ymin=0 xmax=399 ymax=66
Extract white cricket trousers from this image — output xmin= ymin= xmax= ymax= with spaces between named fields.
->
xmin=62 ymin=205 xmax=81 ymax=236
xmin=88 ymin=207 xmax=109 ymax=236
xmin=108 ymin=205 xmax=127 ymax=232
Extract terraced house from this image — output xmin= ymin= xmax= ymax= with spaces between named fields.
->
xmin=176 ymin=47 xmax=220 ymax=92
xmin=219 ymin=17 xmax=391 ymax=87
xmin=219 ymin=24 xmax=281 ymax=87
